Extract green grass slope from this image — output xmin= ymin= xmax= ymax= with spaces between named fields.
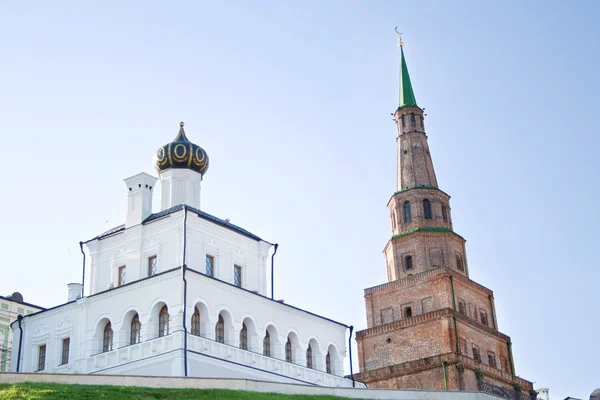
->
xmin=0 ymin=382 xmax=354 ymax=400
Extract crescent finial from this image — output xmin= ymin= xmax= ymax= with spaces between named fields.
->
xmin=395 ymin=27 xmax=404 ymax=48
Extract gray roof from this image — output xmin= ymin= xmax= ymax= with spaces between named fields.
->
xmin=90 ymin=205 xmax=264 ymax=242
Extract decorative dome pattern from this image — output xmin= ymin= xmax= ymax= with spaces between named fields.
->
xmin=153 ymin=122 xmax=209 ymax=176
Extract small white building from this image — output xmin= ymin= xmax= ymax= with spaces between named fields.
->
xmin=11 ymin=123 xmax=358 ymax=387
xmin=1 ymin=293 xmax=44 ymax=372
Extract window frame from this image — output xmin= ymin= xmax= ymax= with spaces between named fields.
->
xmin=285 ymin=337 xmax=292 ymax=362
xmin=239 ymin=323 xmax=248 ymax=350
xmin=103 ymin=322 xmax=113 ymax=352
xmin=403 ymin=201 xmax=412 ymax=223
xmin=118 ymin=265 xmax=126 ymax=286
xmin=191 ymin=307 xmax=200 ymax=336
xmin=60 ymin=338 xmax=70 ymax=365
xmin=423 ymin=199 xmax=432 ymax=220
xmin=37 ymin=344 xmax=46 ymax=371
xmin=216 ymin=315 xmax=225 ymax=344
xmin=205 ymin=255 xmax=215 ymax=277
xmin=148 ymin=255 xmax=157 ymax=277
xmin=159 ymin=305 xmax=169 ymax=337
xmin=130 ymin=314 xmax=141 ymax=345
xmin=326 ymin=351 xmax=332 ymax=374
xmin=405 ymin=255 xmax=413 ymax=271
xmin=263 ymin=331 xmax=271 ymax=357
xmin=233 ymin=265 xmax=242 ymax=288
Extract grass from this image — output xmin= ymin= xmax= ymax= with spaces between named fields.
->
xmin=0 ymin=382 xmax=354 ymax=400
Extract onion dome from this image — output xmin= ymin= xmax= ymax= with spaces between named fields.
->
xmin=153 ymin=122 xmax=209 ymax=176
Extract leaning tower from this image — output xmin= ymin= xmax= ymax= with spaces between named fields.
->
xmin=353 ymin=35 xmax=535 ymax=396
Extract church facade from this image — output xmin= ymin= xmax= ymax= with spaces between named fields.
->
xmin=352 ymin=38 xmax=535 ymax=396
xmin=10 ymin=123 xmax=359 ymax=388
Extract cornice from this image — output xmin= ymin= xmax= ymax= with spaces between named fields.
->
xmin=391 ymin=227 xmax=465 ymax=241
xmin=387 ymin=186 xmax=450 ymax=206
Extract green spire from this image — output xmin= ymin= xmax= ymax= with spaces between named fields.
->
xmin=399 ymin=47 xmax=417 ymax=108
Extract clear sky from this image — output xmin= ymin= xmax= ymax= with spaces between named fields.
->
xmin=1 ymin=1 xmax=598 ymax=398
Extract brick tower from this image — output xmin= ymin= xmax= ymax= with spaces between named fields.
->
xmin=353 ymin=34 xmax=534 ymax=395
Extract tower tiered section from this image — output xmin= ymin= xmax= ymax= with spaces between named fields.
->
xmin=353 ymin=36 xmax=534 ymax=395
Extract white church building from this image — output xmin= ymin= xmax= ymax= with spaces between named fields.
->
xmin=10 ymin=123 xmax=359 ymax=387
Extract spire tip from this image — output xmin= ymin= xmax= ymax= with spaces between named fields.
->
xmin=395 ymin=26 xmax=404 ymax=48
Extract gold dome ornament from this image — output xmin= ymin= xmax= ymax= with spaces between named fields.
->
xmin=153 ymin=122 xmax=209 ymax=176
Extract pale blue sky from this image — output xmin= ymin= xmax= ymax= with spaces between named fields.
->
xmin=1 ymin=1 xmax=598 ymax=398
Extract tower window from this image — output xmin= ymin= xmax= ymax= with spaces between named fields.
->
xmin=488 ymin=351 xmax=497 ymax=368
xmin=403 ymin=306 xmax=413 ymax=318
xmin=401 ymin=115 xmax=406 ymax=128
xmin=234 ymin=265 xmax=242 ymax=287
xmin=480 ymin=311 xmax=488 ymax=326
xmin=442 ymin=206 xmax=448 ymax=222
xmin=410 ymin=113 xmax=416 ymax=127
xmin=405 ymin=255 xmax=413 ymax=270
xmin=148 ymin=255 xmax=157 ymax=276
xmin=472 ymin=344 xmax=481 ymax=362
xmin=458 ymin=299 xmax=466 ymax=316
xmin=206 ymin=255 xmax=214 ymax=277
xmin=456 ymin=255 xmax=464 ymax=272
xmin=423 ymin=199 xmax=432 ymax=219
xmin=403 ymin=201 xmax=412 ymax=223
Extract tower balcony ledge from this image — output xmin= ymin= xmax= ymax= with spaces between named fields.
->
xmin=387 ymin=186 xmax=450 ymax=206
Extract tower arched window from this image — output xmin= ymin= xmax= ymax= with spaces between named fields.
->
xmin=405 ymin=255 xmax=413 ymax=270
xmin=103 ymin=322 xmax=113 ymax=353
xmin=306 ymin=344 xmax=313 ymax=369
xmin=326 ymin=351 xmax=332 ymax=374
xmin=158 ymin=305 xmax=169 ymax=337
xmin=263 ymin=331 xmax=271 ymax=357
xmin=191 ymin=307 xmax=200 ymax=336
xmin=130 ymin=314 xmax=141 ymax=345
xmin=239 ymin=323 xmax=248 ymax=350
xmin=442 ymin=205 xmax=448 ymax=222
xmin=456 ymin=255 xmax=464 ymax=272
xmin=403 ymin=202 xmax=412 ymax=223
xmin=285 ymin=337 xmax=292 ymax=362
xmin=216 ymin=315 xmax=224 ymax=343
xmin=391 ymin=210 xmax=397 ymax=231
xmin=423 ymin=199 xmax=432 ymax=219
xmin=410 ymin=113 xmax=416 ymax=127
xmin=401 ymin=115 xmax=406 ymax=128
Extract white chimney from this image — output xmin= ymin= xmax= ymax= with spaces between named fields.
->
xmin=537 ymin=388 xmax=550 ymax=400
xmin=67 ymin=283 xmax=82 ymax=302
xmin=159 ymin=168 xmax=202 ymax=210
xmin=124 ymin=172 xmax=158 ymax=228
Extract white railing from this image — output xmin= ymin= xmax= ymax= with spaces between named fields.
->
xmin=188 ymin=334 xmax=362 ymax=388
xmin=87 ymin=332 xmax=180 ymax=373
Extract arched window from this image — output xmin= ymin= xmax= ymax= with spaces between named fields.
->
xmin=158 ymin=306 xmax=169 ymax=337
xmin=306 ymin=345 xmax=313 ymax=369
xmin=403 ymin=202 xmax=412 ymax=223
xmin=405 ymin=255 xmax=413 ymax=270
xmin=423 ymin=199 xmax=432 ymax=219
xmin=410 ymin=113 xmax=416 ymax=127
xmin=130 ymin=314 xmax=141 ymax=345
xmin=263 ymin=331 xmax=271 ymax=357
xmin=326 ymin=351 xmax=331 ymax=374
xmin=102 ymin=322 xmax=113 ymax=352
xmin=285 ymin=337 xmax=292 ymax=362
xmin=442 ymin=206 xmax=448 ymax=222
xmin=401 ymin=115 xmax=406 ymax=128
xmin=391 ymin=211 xmax=397 ymax=231
xmin=216 ymin=315 xmax=224 ymax=343
xmin=239 ymin=323 xmax=248 ymax=350
xmin=191 ymin=307 xmax=200 ymax=336
xmin=404 ymin=306 xmax=413 ymax=318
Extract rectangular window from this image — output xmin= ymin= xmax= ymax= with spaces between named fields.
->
xmin=148 ymin=256 xmax=157 ymax=276
xmin=458 ymin=300 xmax=467 ymax=316
xmin=61 ymin=338 xmax=70 ymax=365
xmin=472 ymin=344 xmax=481 ymax=363
xmin=480 ymin=310 xmax=488 ymax=326
xmin=405 ymin=255 xmax=413 ymax=270
xmin=500 ymin=355 xmax=509 ymax=372
xmin=460 ymin=339 xmax=468 ymax=356
xmin=488 ymin=351 xmax=497 ymax=368
xmin=206 ymin=255 xmax=214 ymax=277
xmin=234 ymin=265 xmax=242 ymax=287
xmin=118 ymin=266 xmax=126 ymax=286
xmin=37 ymin=345 xmax=46 ymax=371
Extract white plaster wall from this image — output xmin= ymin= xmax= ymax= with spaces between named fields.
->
xmin=86 ymin=209 xmax=271 ymax=297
